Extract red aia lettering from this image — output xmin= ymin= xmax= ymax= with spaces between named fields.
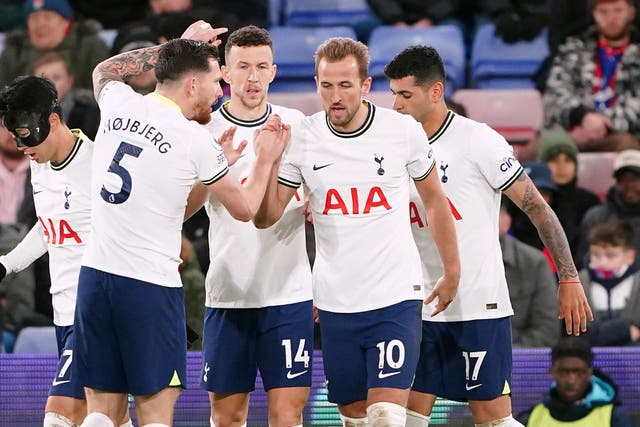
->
xmin=408 ymin=197 xmax=462 ymax=228
xmin=323 ymin=187 xmax=391 ymax=215
xmin=38 ymin=216 xmax=82 ymax=245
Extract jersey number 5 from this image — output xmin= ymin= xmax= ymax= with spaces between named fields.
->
xmin=100 ymin=141 xmax=143 ymax=204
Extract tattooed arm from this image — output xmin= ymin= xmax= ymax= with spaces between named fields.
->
xmin=91 ymin=20 xmax=227 ymax=100
xmin=504 ymin=172 xmax=594 ymax=336
xmin=92 ymin=46 xmax=162 ymax=100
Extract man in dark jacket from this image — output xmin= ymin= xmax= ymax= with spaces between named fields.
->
xmin=0 ymin=0 xmax=109 ymax=90
xmin=576 ymin=149 xmax=640 ymax=268
xmin=517 ymin=336 xmax=634 ymax=426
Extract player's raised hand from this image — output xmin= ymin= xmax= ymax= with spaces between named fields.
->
xmin=217 ymin=126 xmax=247 ymax=166
xmin=557 ymin=279 xmax=593 ymax=336
xmin=425 ymin=275 xmax=458 ymax=317
xmin=180 ymin=20 xmax=227 ymax=46
xmin=254 ymin=115 xmax=290 ymax=163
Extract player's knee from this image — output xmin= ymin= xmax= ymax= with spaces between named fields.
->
xmin=339 ymin=414 xmax=369 ymax=426
xmin=80 ymin=413 xmax=115 ymax=427
xmin=43 ymin=412 xmax=76 ymax=427
xmin=475 ymin=415 xmax=524 ymax=427
xmin=406 ymin=409 xmax=430 ymax=427
xmin=366 ymin=402 xmax=406 ymax=427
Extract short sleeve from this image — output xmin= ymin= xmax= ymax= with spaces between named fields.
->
xmin=473 ymin=124 xmax=523 ymax=191
xmin=277 ymin=124 xmax=304 ymax=189
xmin=98 ymin=81 xmax=136 ymax=113
xmin=405 ymin=118 xmax=436 ymax=181
xmin=190 ymin=126 xmax=229 ymax=185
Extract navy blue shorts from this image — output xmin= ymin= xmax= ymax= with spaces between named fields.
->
xmin=200 ymin=300 xmax=314 ymax=393
xmin=49 ymin=325 xmax=85 ymax=399
xmin=319 ymin=300 xmax=422 ymax=405
xmin=412 ymin=317 xmax=513 ymax=401
xmin=73 ymin=266 xmax=187 ymax=396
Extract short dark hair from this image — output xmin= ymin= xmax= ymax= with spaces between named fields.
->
xmin=0 ymin=75 xmax=62 ymax=122
xmin=155 ymin=39 xmax=219 ymax=83
xmin=588 ymin=220 xmax=634 ymax=249
xmin=224 ymin=25 xmax=272 ymax=61
xmin=551 ymin=336 xmax=594 ymax=366
xmin=384 ymin=45 xmax=446 ymax=88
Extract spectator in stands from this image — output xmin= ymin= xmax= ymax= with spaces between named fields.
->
xmin=365 ymin=0 xmax=458 ymax=27
xmin=69 ymin=0 xmax=146 ymax=30
xmin=517 ymin=336 xmax=635 ymax=426
xmin=0 ymin=0 xmax=109 ymax=90
xmin=539 ymin=130 xmax=601 ymax=261
xmin=201 ymin=0 xmax=268 ymax=28
xmin=114 ymin=0 xmax=239 ymax=66
xmin=578 ymin=220 xmax=640 ymax=346
xmin=477 ymin=0 xmax=549 ymax=43
xmin=0 ymin=122 xmax=29 ymax=224
xmin=33 ymin=52 xmax=101 ymax=138
xmin=542 ymin=0 xmax=640 ymax=153
xmin=576 ymin=149 xmax=640 ymax=268
xmin=500 ymin=197 xmax=560 ymax=347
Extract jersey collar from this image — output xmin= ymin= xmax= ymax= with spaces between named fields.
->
xmin=219 ymin=101 xmax=272 ymax=127
xmin=325 ymin=99 xmax=376 ymax=139
xmin=146 ymin=92 xmax=181 ymax=111
xmin=51 ymin=129 xmax=86 ymax=171
xmin=428 ymin=110 xmax=455 ymax=144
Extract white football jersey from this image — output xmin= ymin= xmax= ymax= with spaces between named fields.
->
xmin=83 ymin=82 xmax=229 ymax=287
xmin=411 ymin=111 xmax=521 ymax=322
xmin=0 ymin=130 xmax=93 ymax=326
xmin=279 ymin=101 xmax=434 ymax=313
xmin=203 ymin=102 xmax=312 ymax=308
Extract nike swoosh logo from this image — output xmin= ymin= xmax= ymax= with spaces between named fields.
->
xmin=52 ymin=379 xmax=70 ymax=386
xmin=378 ymin=370 xmax=401 ymax=379
xmin=465 ymin=383 xmax=483 ymax=391
xmin=286 ymin=370 xmax=308 ymax=379
xmin=312 ymin=163 xmax=333 ymax=171
xmin=33 ymin=190 xmax=43 ymax=195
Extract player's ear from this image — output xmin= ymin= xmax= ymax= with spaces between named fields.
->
xmin=221 ymin=65 xmax=231 ymax=85
xmin=361 ymin=76 xmax=371 ymax=97
xmin=430 ymin=81 xmax=444 ymax=103
xmin=268 ymin=63 xmax=276 ymax=84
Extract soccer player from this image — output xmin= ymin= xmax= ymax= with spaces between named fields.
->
xmin=73 ymin=21 xmax=289 ymax=427
xmin=254 ymin=37 xmax=461 ymax=427
xmin=199 ymin=26 xmax=313 ymax=427
xmin=383 ymin=46 xmax=594 ymax=427
xmin=0 ymin=76 xmax=133 ymax=427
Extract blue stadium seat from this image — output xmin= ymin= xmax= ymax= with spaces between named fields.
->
xmin=367 ymin=25 xmax=466 ymax=96
xmin=283 ymin=0 xmax=374 ymax=27
xmin=470 ymin=24 xmax=549 ymax=89
xmin=270 ymin=26 xmax=357 ymax=92
xmin=12 ymin=327 xmax=58 ymax=354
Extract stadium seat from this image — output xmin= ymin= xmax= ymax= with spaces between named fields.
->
xmin=367 ymin=25 xmax=466 ymax=96
xmin=12 ymin=327 xmax=58 ymax=354
xmin=470 ymin=24 xmax=549 ymax=89
xmin=283 ymin=0 xmax=374 ymax=27
xmin=270 ymin=26 xmax=357 ymax=92
xmin=451 ymin=88 xmax=543 ymax=143
xmin=268 ymin=91 xmax=323 ymax=115
xmin=576 ymin=152 xmax=616 ymax=200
